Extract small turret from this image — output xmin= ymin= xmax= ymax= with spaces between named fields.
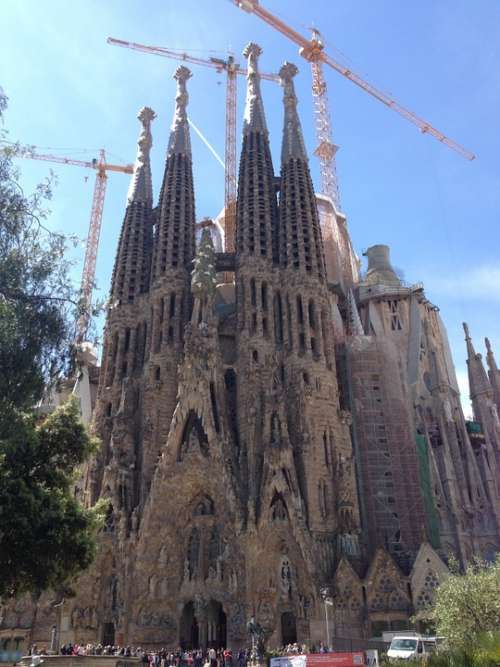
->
xmin=485 ymin=337 xmax=500 ymax=410
xmin=363 ymin=245 xmax=400 ymax=286
xmin=463 ymin=323 xmax=492 ymax=402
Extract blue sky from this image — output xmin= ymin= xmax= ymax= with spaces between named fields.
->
xmin=2 ymin=0 xmax=500 ymax=416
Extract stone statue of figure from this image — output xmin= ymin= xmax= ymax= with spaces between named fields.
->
xmin=159 ymin=544 xmax=167 ymax=566
xmin=247 ymin=616 xmax=265 ymax=659
xmin=131 ymin=507 xmax=139 ymax=533
xmin=443 ymin=398 xmax=453 ymax=423
xmin=184 ymin=558 xmax=190 ymax=582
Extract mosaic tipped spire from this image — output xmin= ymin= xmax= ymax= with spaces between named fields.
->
xmin=242 ymin=42 xmax=267 ymax=135
xmin=168 ymin=65 xmax=192 ymax=157
xmin=153 ymin=66 xmax=196 ymax=277
xmin=279 ymin=61 xmax=307 ymax=164
xmin=236 ymin=42 xmax=278 ymax=260
xmin=278 ymin=61 xmax=325 ymax=279
xmin=111 ymin=107 xmax=155 ymax=304
xmin=127 ymin=106 xmax=155 ymax=205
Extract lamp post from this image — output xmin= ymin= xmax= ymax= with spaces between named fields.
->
xmin=320 ymin=588 xmax=333 ymax=651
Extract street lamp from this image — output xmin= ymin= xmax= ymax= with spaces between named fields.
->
xmin=320 ymin=588 xmax=334 ymax=651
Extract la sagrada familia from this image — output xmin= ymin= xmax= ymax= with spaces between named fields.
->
xmin=2 ymin=43 xmax=500 ymax=652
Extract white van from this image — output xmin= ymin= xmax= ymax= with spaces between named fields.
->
xmin=387 ymin=635 xmax=428 ymax=660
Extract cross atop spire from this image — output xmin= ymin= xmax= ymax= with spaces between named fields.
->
xmin=168 ymin=65 xmax=192 ymax=157
xmin=243 ymin=42 xmax=267 ymax=134
xmin=127 ymin=106 xmax=155 ymax=205
xmin=279 ymin=61 xmax=307 ymax=163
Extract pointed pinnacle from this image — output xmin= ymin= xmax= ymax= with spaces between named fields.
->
xmin=242 ymin=42 xmax=267 ymax=135
xmin=463 ymin=322 xmax=471 ymax=339
xmin=127 ymin=106 xmax=155 ymax=205
xmin=279 ymin=61 xmax=299 ymax=86
xmin=243 ymin=42 xmax=262 ymax=70
xmin=279 ymin=60 xmax=307 ymax=163
xmin=485 ymin=337 xmax=492 ymax=353
xmin=168 ymin=66 xmax=192 ymax=157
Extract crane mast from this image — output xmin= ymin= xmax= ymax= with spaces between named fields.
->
xmin=21 ymin=146 xmax=133 ymax=341
xmin=77 ymin=149 xmax=107 ymax=341
xmin=224 ymin=56 xmax=238 ymax=252
xmin=232 ymin=0 xmax=475 ymax=211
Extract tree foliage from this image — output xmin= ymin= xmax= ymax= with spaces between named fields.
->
xmin=0 ymin=90 xmax=102 ymax=597
xmin=432 ymin=556 xmax=500 ymax=650
xmin=0 ymin=99 xmax=78 ymax=410
xmin=0 ymin=399 xmax=102 ymax=598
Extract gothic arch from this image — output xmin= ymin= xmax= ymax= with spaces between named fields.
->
xmin=410 ymin=543 xmax=448 ymax=615
xmin=364 ymin=548 xmax=410 ymax=614
xmin=270 ymin=490 xmax=289 ymax=523
xmin=191 ymin=494 xmax=215 ymax=517
xmin=178 ymin=410 xmax=209 ymax=461
xmin=333 ymin=557 xmax=364 ymax=633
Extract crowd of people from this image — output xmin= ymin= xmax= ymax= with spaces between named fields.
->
xmin=56 ymin=645 xmax=249 ymax=667
xmin=28 ymin=641 xmax=328 ymax=662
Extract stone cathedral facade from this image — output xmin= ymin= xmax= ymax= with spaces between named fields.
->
xmin=2 ymin=43 xmax=500 ymax=653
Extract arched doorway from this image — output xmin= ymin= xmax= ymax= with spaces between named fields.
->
xmin=102 ymin=622 xmax=115 ymax=646
xmin=281 ymin=612 xmax=297 ymax=645
xmin=180 ymin=602 xmax=199 ymax=649
xmin=180 ymin=599 xmax=226 ymax=649
xmin=207 ymin=600 xmax=226 ymax=649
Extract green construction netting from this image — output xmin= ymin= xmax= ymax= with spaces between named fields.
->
xmin=416 ymin=433 xmax=441 ymax=549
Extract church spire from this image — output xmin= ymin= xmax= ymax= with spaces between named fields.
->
xmin=168 ymin=65 xmax=192 ymax=157
xmin=242 ymin=42 xmax=267 ymax=135
xmin=278 ymin=61 xmax=325 ymax=280
xmin=236 ymin=43 xmax=278 ymax=261
xmin=127 ymin=106 xmax=155 ymax=205
xmin=463 ymin=323 xmax=492 ymax=402
xmin=111 ymin=107 xmax=156 ymax=305
xmin=153 ymin=66 xmax=195 ymax=278
xmin=485 ymin=337 xmax=500 ymax=409
xmin=279 ymin=61 xmax=307 ymax=164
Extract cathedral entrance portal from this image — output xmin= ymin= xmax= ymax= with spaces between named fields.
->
xmin=180 ymin=600 xmax=226 ymax=649
xmin=281 ymin=612 xmax=297 ymax=645
xmin=180 ymin=602 xmax=199 ymax=649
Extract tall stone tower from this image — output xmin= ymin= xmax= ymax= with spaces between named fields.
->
xmin=65 ymin=46 xmax=362 ymax=649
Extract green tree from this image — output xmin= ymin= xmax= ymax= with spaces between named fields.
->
xmin=432 ymin=556 xmax=500 ymax=649
xmin=0 ymin=399 xmax=101 ymax=598
xmin=0 ymin=90 xmax=102 ymax=597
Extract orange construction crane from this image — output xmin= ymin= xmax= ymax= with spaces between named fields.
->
xmin=22 ymin=147 xmax=133 ymax=341
xmin=107 ymin=37 xmax=280 ymax=252
xmin=232 ymin=0 xmax=475 ymax=210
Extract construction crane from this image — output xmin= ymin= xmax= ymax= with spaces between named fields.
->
xmin=107 ymin=37 xmax=280 ymax=253
xmin=22 ymin=147 xmax=133 ymax=341
xmin=232 ymin=0 xmax=475 ymax=211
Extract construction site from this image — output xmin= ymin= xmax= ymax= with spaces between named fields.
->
xmin=1 ymin=0 xmax=499 ymax=657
